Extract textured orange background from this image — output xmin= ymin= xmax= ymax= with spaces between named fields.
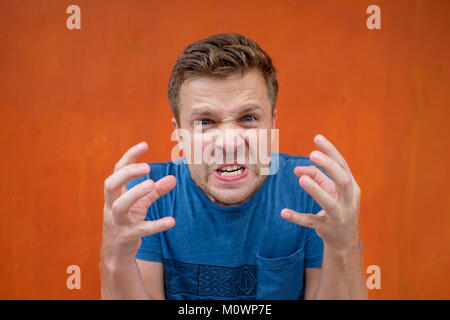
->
xmin=0 ymin=0 xmax=449 ymax=299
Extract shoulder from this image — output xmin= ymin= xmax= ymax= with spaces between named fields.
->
xmin=275 ymin=152 xmax=316 ymax=174
xmin=275 ymin=152 xmax=326 ymax=177
xmin=277 ymin=152 xmax=313 ymax=166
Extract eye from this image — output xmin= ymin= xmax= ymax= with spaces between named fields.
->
xmin=241 ymin=115 xmax=256 ymax=123
xmin=200 ymin=119 xmax=214 ymax=126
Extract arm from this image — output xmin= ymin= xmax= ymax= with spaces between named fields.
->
xmin=101 ymin=141 xmax=176 ymax=299
xmin=282 ymin=134 xmax=367 ymax=300
xmin=136 ymin=260 xmax=166 ymax=300
xmin=101 ymin=256 xmax=151 ymax=300
xmin=317 ymin=241 xmax=366 ymax=299
xmin=304 ymin=243 xmax=366 ymax=300
xmin=304 ymin=267 xmax=321 ymax=300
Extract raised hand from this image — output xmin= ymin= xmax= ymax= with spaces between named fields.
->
xmin=281 ymin=134 xmax=361 ymax=251
xmin=101 ymin=142 xmax=177 ymax=263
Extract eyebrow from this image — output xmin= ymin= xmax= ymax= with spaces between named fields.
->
xmin=237 ymin=104 xmax=265 ymax=116
xmin=189 ymin=104 xmax=265 ymax=119
xmin=189 ymin=107 xmax=217 ymax=119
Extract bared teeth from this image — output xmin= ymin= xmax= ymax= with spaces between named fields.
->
xmin=220 ymin=168 xmax=243 ymax=177
xmin=219 ymin=165 xmax=243 ymax=172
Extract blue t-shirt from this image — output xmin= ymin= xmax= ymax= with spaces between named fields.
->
xmin=126 ymin=152 xmax=324 ymax=300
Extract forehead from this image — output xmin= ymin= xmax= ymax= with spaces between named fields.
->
xmin=178 ymin=69 xmax=270 ymax=119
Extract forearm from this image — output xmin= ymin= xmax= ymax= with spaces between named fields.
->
xmin=314 ymin=240 xmax=367 ymax=300
xmin=100 ymin=256 xmax=150 ymax=300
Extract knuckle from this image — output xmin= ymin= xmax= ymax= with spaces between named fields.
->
xmin=113 ymin=162 xmax=121 ymax=172
xmin=111 ymin=201 xmax=121 ymax=215
xmin=134 ymin=163 xmax=144 ymax=172
xmin=339 ymin=160 xmax=347 ymax=169
xmin=104 ymin=178 xmax=113 ymax=192
xmin=342 ymin=174 xmax=352 ymax=186
xmin=137 ymin=222 xmax=159 ymax=237
xmin=309 ymin=165 xmax=319 ymax=179
xmin=135 ymin=224 xmax=147 ymax=236
xmin=128 ymin=163 xmax=143 ymax=175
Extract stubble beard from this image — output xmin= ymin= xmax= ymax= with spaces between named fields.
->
xmin=188 ymin=163 xmax=268 ymax=206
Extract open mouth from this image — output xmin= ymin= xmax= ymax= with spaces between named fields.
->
xmin=214 ymin=164 xmax=249 ymax=182
xmin=217 ymin=165 xmax=244 ymax=177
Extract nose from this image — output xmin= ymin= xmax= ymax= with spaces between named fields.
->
xmin=214 ymin=128 xmax=246 ymax=163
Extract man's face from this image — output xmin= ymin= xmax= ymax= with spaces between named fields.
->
xmin=173 ymin=69 xmax=276 ymax=206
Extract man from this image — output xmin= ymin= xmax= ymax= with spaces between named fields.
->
xmin=100 ymin=33 xmax=367 ymax=299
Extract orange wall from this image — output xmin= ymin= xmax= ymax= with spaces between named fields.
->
xmin=1 ymin=0 xmax=449 ymax=299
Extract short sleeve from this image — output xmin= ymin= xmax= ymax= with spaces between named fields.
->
xmin=304 ymin=200 xmax=324 ymax=268
xmin=136 ymin=228 xmax=163 ymax=262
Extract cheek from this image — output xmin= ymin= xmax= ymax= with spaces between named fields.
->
xmin=246 ymin=129 xmax=273 ymax=162
xmin=188 ymin=164 xmax=209 ymax=184
xmin=182 ymin=134 xmax=205 ymax=164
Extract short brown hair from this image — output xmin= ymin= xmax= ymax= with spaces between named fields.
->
xmin=168 ymin=33 xmax=278 ymax=123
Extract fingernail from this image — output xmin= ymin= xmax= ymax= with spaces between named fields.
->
xmin=164 ymin=218 xmax=174 ymax=227
xmin=281 ymin=210 xmax=291 ymax=219
xmin=315 ymin=134 xmax=324 ymax=142
xmin=310 ymin=151 xmax=322 ymax=161
xmin=302 ymin=176 xmax=312 ymax=187
xmin=140 ymin=163 xmax=149 ymax=170
xmin=143 ymin=179 xmax=153 ymax=190
xmin=137 ymin=142 xmax=146 ymax=149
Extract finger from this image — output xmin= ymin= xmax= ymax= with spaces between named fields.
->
xmin=114 ymin=141 xmax=148 ymax=173
xmin=139 ymin=175 xmax=177 ymax=208
xmin=104 ymin=163 xmax=150 ymax=207
xmin=135 ymin=217 xmax=176 ymax=237
xmin=294 ymin=165 xmax=336 ymax=195
xmin=314 ymin=135 xmax=350 ymax=173
xmin=115 ymin=142 xmax=149 ymax=195
xmin=293 ymin=165 xmax=317 ymax=179
xmin=111 ymin=179 xmax=155 ymax=225
xmin=309 ymin=151 xmax=353 ymax=201
xmin=299 ymin=175 xmax=336 ymax=214
xmin=281 ymin=208 xmax=327 ymax=229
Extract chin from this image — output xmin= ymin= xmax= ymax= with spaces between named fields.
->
xmin=210 ymin=189 xmax=250 ymax=206
xmin=189 ymin=164 xmax=266 ymax=206
xmin=206 ymin=177 xmax=264 ymax=206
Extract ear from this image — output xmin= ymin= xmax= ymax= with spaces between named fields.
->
xmin=271 ymin=109 xmax=278 ymax=145
xmin=171 ymin=117 xmax=183 ymax=150
xmin=272 ymin=109 xmax=277 ymax=129
xmin=171 ymin=117 xmax=179 ymax=130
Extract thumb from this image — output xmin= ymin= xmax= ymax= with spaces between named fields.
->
xmin=281 ymin=209 xmax=325 ymax=229
xmin=136 ymin=217 xmax=175 ymax=237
